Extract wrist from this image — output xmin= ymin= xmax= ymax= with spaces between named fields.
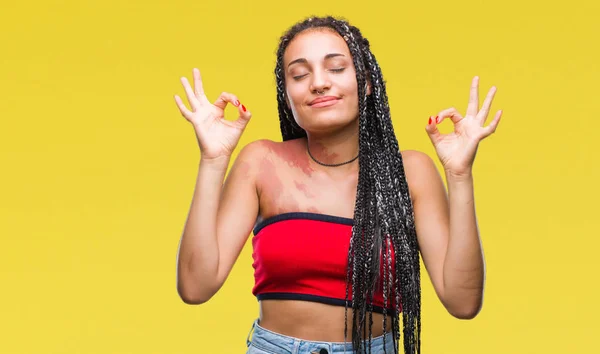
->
xmin=200 ymin=154 xmax=231 ymax=170
xmin=444 ymin=169 xmax=473 ymax=183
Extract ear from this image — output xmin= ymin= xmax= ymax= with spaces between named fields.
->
xmin=363 ymin=73 xmax=372 ymax=96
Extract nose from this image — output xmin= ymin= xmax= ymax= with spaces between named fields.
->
xmin=309 ymin=68 xmax=331 ymax=94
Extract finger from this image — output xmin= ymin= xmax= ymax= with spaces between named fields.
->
xmin=181 ymin=77 xmax=199 ymax=110
xmin=477 ymin=86 xmax=497 ymax=124
xmin=466 ymin=76 xmax=479 ymax=117
xmin=193 ymin=68 xmax=206 ymax=98
xmin=425 ymin=115 xmax=442 ymax=144
xmin=481 ymin=110 xmax=502 ymax=138
xmin=174 ymin=95 xmax=192 ymax=120
xmin=233 ymin=103 xmax=253 ymax=129
xmin=214 ymin=92 xmax=241 ymax=110
xmin=436 ymin=107 xmax=463 ymax=125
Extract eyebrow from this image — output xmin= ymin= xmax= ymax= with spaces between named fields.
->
xmin=287 ymin=53 xmax=346 ymax=69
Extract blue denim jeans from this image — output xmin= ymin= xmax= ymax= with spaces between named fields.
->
xmin=246 ymin=319 xmax=397 ymax=354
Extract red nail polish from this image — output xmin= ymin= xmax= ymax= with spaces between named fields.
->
xmin=435 ymin=116 xmax=439 ymax=123
xmin=242 ymin=104 xmax=246 ymax=112
xmin=428 ymin=117 xmax=432 ymax=125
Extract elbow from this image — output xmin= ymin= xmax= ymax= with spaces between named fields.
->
xmin=175 ymin=258 xmax=222 ymax=305
xmin=178 ymin=289 xmax=209 ymax=305
xmin=450 ymin=307 xmax=480 ymax=320
xmin=442 ymin=287 xmax=484 ymax=320
xmin=447 ymin=301 xmax=482 ymax=320
xmin=176 ymin=277 xmax=217 ymax=305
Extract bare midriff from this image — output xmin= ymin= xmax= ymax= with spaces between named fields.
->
xmin=258 ymin=299 xmax=394 ymax=342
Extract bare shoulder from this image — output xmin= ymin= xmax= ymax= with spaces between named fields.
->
xmin=237 ymin=137 xmax=304 ymax=163
xmin=237 ymin=138 xmax=300 ymax=158
xmin=400 ymin=150 xmax=444 ymax=199
xmin=233 ymin=139 xmax=277 ymax=170
xmin=400 ymin=149 xmax=437 ymax=173
xmin=225 ymin=140 xmax=274 ymax=186
xmin=237 ymin=139 xmax=277 ymax=158
xmin=232 ymin=138 xmax=302 ymax=178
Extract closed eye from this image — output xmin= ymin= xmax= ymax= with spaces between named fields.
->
xmin=292 ymin=74 xmax=308 ymax=80
xmin=293 ymin=68 xmax=345 ymax=80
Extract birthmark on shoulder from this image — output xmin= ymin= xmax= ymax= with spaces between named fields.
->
xmin=258 ymin=156 xmax=284 ymax=198
xmin=268 ymin=141 xmax=315 ymax=176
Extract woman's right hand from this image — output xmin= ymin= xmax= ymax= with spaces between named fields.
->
xmin=174 ymin=68 xmax=252 ymax=161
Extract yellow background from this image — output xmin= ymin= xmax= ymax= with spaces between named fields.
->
xmin=1 ymin=0 xmax=598 ymax=353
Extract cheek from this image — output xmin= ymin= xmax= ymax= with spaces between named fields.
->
xmin=286 ymin=85 xmax=307 ymax=109
xmin=342 ymin=77 xmax=359 ymax=96
xmin=289 ymin=83 xmax=304 ymax=99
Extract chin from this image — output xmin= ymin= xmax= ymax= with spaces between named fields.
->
xmin=300 ymin=115 xmax=356 ymax=133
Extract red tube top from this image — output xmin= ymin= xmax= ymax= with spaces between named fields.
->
xmin=251 ymin=212 xmax=400 ymax=314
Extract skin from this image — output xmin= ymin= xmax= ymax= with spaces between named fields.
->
xmin=175 ymin=27 xmax=502 ymax=343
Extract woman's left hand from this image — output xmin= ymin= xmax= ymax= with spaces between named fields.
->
xmin=425 ymin=76 xmax=502 ymax=178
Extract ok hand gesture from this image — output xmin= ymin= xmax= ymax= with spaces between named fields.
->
xmin=174 ymin=68 xmax=252 ymax=160
xmin=425 ymin=76 xmax=502 ymax=177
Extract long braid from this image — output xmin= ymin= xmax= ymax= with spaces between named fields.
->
xmin=274 ymin=16 xmax=421 ymax=354
xmin=362 ymin=42 xmax=421 ymax=353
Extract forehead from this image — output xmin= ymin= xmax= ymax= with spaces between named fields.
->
xmin=283 ymin=29 xmax=351 ymax=64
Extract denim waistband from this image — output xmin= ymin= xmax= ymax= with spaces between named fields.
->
xmin=246 ymin=319 xmax=397 ymax=354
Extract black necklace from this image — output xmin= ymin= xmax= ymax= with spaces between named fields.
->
xmin=306 ymin=140 xmax=359 ymax=167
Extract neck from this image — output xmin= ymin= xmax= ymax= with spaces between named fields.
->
xmin=305 ymin=123 xmax=359 ymax=170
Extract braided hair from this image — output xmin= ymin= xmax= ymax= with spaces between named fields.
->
xmin=273 ymin=16 xmax=421 ymax=354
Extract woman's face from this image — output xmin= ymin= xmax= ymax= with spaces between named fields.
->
xmin=283 ymin=28 xmax=368 ymax=134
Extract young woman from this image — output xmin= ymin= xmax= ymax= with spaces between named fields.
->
xmin=174 ymin=16 xmax=502 ymax=354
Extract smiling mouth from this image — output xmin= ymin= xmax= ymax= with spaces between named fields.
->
xmin=309 ymin=98 xmax=340 ymax=108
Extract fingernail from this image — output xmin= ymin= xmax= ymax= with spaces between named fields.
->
xmin=435 ymin=115 xmax=439 ymax=124
xmin=242 ymin=104 xmax=247 ymax=112
xmin=428 ymin=117 xmax=432 ymax=125
xmin=235 ymin=100 xmax=240 ymax=107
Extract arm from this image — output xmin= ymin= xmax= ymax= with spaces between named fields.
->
xmin=443 ymin=171 xmax=484 ymax=318
xmin=172 ymin=68 xmax=262 ymax=304
xmin=414 ymin=76 xmax=502 ymax=318
xmin=176 ymin=141 xmax=263 ymax=304
xmin=404 ymin=151 xmax=484 ymax=319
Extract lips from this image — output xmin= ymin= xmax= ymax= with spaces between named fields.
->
xmin=308 ymin=96 xmax=340 ymax=106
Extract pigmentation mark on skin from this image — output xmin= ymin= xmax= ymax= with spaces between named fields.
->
xmin=258 ymin=156 xmax=284 ymax=204
xmin=312 ymin=141 xmax=340 ymax=164
xmin=278 ymin=195 xmax=301 ymax=215
xmin=267 ymin=140 xmax=314 ymax=176
xmin=295 ymin=181 xmax=316 ymax=199
xmin=307 ymin=206 xmax=322 ymax=214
